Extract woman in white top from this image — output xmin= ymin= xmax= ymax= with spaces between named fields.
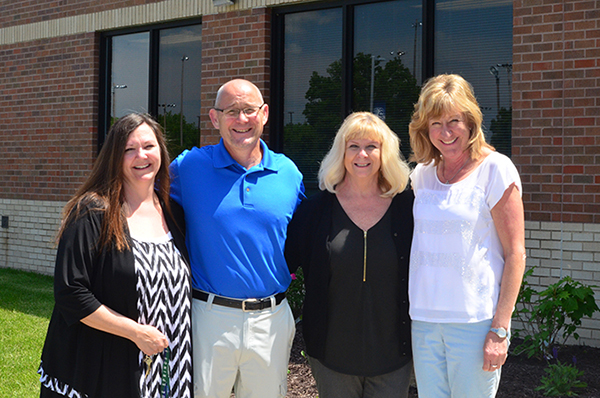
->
xmin=408 ymin=74 xmax=525 ymax=398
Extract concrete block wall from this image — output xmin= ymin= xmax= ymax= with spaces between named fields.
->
xmin=0 ymin=198 xmax=64 ymax=276
xmin=521 ymin=220 xmax=600 ymax=347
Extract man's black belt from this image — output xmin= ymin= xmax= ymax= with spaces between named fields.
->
xmin=192 ymin=289 xmax=285 ymax=312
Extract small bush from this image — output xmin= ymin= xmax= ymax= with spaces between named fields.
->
xmin=287 ymin=268 xmax=305 ymax=320
xmin=513 ymin=267 xmax=599 ymax=360
xmin=535 ymin=359 xmax=587 ymax=397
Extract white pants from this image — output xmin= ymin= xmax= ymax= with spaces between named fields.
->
xmin=412 ymin=320 xmax=502 ymax=398
xmin=192 ymin=295 xmax=295 ymax=398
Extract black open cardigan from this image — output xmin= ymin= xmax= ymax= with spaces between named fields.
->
xmin=285 ymin=189 xmax=414 ymax=365
xmin=40 ymin=197 xmax=188 ymax=398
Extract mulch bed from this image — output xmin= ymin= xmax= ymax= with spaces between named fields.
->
xmin=287 ymin=323 xmax=600 ymax=397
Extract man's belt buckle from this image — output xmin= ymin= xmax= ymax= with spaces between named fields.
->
xmin=242 ymin=298 xmax=260 ymax=312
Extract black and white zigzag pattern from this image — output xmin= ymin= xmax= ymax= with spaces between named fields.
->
xmin=38 ymin=363 xmax=88 ymax=398
xmin=133 ymin=234 xmax=192 ymax=398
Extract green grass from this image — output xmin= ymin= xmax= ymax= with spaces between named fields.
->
xmin=0 ymin=267 xmax=54 ymax=398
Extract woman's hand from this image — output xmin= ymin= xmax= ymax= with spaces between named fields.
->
xmin=132 ymin=324 xmax=169 ymax=356
xmin=482 ymin=331 xmax=508 ymax=371
xmin=81 ymin=305 xmax=169 ymax=355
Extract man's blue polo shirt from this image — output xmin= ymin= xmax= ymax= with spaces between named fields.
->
xmin=170 ymin=139 xmax=304 ymax=299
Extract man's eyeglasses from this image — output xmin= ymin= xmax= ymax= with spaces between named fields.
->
xmin=214 ymin=103 xmax=265 ymax=119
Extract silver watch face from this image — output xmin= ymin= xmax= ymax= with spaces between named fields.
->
xmin=492 ymin=327 xmax=507 ymax=338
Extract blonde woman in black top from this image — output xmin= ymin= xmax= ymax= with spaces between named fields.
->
xmin=286 ymin=112 xmax=414 ymax=398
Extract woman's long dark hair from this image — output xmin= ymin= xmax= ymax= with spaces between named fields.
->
xmin=58 ymin=113 xmax=171 ymax=251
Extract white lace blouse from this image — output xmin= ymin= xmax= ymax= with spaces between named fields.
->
xmin=409 ymin=151 xmax=522 ymax=323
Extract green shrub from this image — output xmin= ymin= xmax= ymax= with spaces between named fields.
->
xmin=287 ymin=268 xmax=305 ymax=320
xmin=512 ymin=267 xmax=599 ymax=360
xmin=535 ymin=359 xmax=587 ymax=397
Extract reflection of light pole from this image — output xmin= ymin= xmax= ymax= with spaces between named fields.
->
xmin=370 ymin=55 xmax=385 ymax=112
xmin=497 ymin=63 xmax=513 ymax=95
xmin=180 ymin=55 xmax=189 ymax=146
xmin=159 ymin=103 xmax=176 ymax=132
xmin=288 ymin=111 xmax=294 ymax=132
xmin=112 ymin=84 xmax=127 ymax=118
xmin=412 ymin=19 xmax=422 ymax=77
xmin=489 ymin=66 xmax=500 ymax=112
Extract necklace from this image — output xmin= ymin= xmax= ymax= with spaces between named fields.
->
xmin=442 ymin=157 xmax=469 ymax=184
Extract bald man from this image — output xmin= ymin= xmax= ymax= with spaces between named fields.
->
xmin=170 ymin=79 xmax=305 ymax=398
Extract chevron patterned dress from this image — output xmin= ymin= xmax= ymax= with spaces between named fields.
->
xmin=133 ymin=233 xmax=192 ymax=398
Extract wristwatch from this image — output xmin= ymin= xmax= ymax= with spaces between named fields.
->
xmin=490 ymin=327 xmax=508 ymax=339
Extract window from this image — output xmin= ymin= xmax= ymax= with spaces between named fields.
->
xmin=272 ymin=0 xmax=513 ymax=189
xmin=100 ymin=21 xmax=202 ymax=158
xmin=280 ymin=8 xmax=343 ymax=187
xmin=353 ymin=0 xmax=422 ymax=160
xmin=434 ymin=0 xmax=513 ymax=156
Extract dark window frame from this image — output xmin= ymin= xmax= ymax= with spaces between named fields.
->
xmin=98 ymin=18 xmax=202 ymax=152
xmin=270 ymin=0 xmax=432 ymax=153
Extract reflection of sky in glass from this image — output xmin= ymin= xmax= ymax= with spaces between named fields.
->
xmin=435 ymin=0 xmax=513 ymax=133
xmin=284 ymin=9 xmax=342 ymax=124
xmin=159 ymin=25 xmax=203 ymax=123
xmin=354 ymin=0 xmax=422 ymax=81
xmin=112 ymin=32 xmax=149 ymax=117
xmin=283 ymin=1 xmax=424 ymax=124
xmin=110 ymin=26 xmax=202 ymax=122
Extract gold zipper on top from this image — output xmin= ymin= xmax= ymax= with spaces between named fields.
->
xmin=363 ymin=230 xmax=367 ymax=282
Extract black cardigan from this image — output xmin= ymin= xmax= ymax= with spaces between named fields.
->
xmin=40 ymin=197 xmax=189 ymax=398
xmin=285 ymin=189 xmax=414 ymax=363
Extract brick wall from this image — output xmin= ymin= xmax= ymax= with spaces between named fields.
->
xmin=512 ymin=0 xmax=600 ymax=224
xmin=0 ymin=4 xmax=276 ymax=276
xmin=200 ymin=8 xmax=272 ymax=146
xmin=1 ymin=0 xmax=599 ymax=346
xmin=0 ymin=32 xmax=98 ymax=202
xmin=512 ymin=0 xmax=600 ymax=348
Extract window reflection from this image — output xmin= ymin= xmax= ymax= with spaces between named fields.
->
xmin=278 ymin=0 xmax=513 ymax=187
xmin=159 ymin=25 xmax=203 ymax=157
xmin=283 ymin=8 xmax=342 ymax=188
xmin=353 ymin=0 xmax=422 ymax=160
xmin=111 ymin=32 xmax=149 ymax=120
xmin=106 ymin=23 xmax=202 ymax=156
xmin=435 ymin=0 xmax=513 ymax=156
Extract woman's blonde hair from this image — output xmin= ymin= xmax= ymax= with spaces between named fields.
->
xmin=409 ymin=74 xmax=493 ymax=165
xmin=318 ymin=112 xmax=410 ymax=197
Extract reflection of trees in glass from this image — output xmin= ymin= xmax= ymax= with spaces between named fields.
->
xmin=352 ymin=52 xmax=420 ymax=159
xmin=109 ymin=113 xmax=198 ymax=159
xmin=304 ymin=60 xmax=343 ymax=133
xmin=490 ymin=107 xmax=512 ymax=157
xmin=284 ymin=121 xmax=333 ymax=187
xmin=158 ymin=111 xmax=199 ymax=159
xmin=285 ymin=52 xmax=420 ymax=184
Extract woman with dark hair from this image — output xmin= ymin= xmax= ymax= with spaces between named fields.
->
xmin=38 ymin=113 xmax=192 ymax=398
xmin=286 ymin=112 xmax=414 ymax=398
